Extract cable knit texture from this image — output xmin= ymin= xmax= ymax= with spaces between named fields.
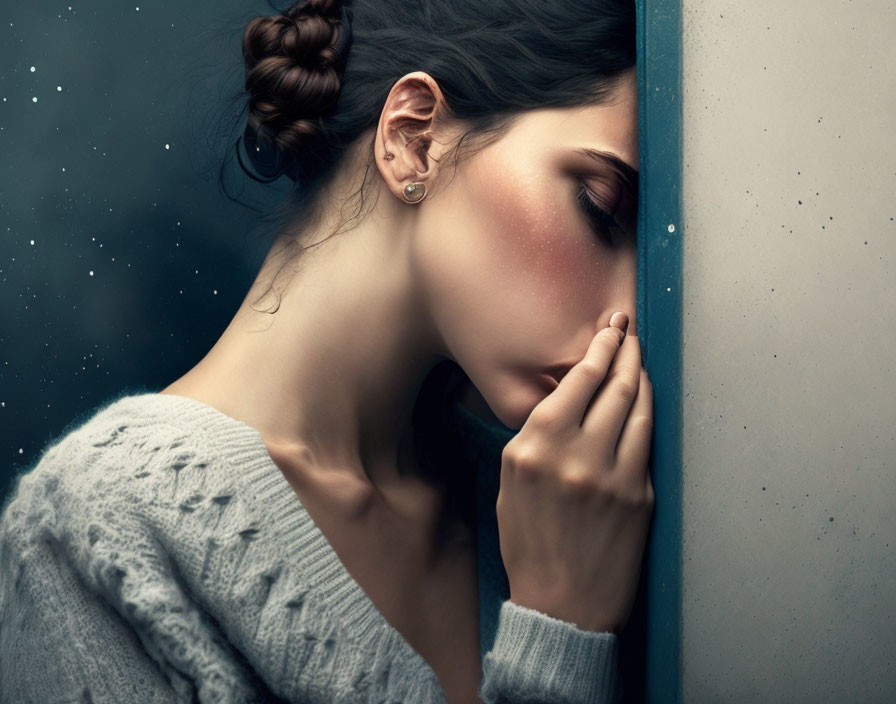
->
xmin=0 ymin=389 xmax=621 ymax=703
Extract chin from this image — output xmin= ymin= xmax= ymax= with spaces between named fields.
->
xmin=461 ymin=367 xmax=553 ymax=433
xmin=487 ymin=376 xmax=555 ymax=432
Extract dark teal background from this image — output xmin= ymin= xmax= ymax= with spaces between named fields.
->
xmin=0 ymin=2 xmax=290 ymax=502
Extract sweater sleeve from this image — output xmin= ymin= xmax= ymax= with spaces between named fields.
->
xmin=478 ymin=601 xmax=622 ymax=704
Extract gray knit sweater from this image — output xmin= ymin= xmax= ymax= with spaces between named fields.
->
xmin=0 ymin=390 xmax=621 ymax=703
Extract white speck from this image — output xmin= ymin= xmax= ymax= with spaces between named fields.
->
xmin=32 ymin=97 xmax=38 ymax=103
xmin=136 ymin=6 xmax=140 ymax=10
xmin=57 ymin=86 xmax=62 ymax=92
xmin=18 ymin=448 xmax=23 ymax=454
xmin=30 ymin=240 xmax=34 ymax=245
xmin=176 ymin=221 xmax=181 ymax=226
xmin=667 ymin=224 xmax=675 ymax=233
xmin=62 ymin=167 xmax=65 ymax=172
xmin=89 ymin=270 xmax=94 ymax=276
xmin=165 ymin=144 xmax=170 ymax=150
xmin=194 ymin=269 xmax=199 ymax=274
xmin=2 ymin=98 xmax=6 ymax=102
xmin=30 ymin=66 xmax=36 ymax=72
xmin=666 ymin=287 xmax=671 ymax=292
xmin=1 ymin=402 xmax=4 ymax=407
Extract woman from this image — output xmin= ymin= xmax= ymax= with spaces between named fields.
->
xmin=0 ymin=0 xmax=653 ymax=702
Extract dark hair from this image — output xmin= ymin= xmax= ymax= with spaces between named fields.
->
xmin=222 ymin=0 xmax=636 ymax=535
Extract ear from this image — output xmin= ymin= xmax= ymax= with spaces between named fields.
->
xmin=375 ymin=72 xmax=455 ymax=203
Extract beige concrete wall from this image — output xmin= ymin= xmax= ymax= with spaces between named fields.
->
xmin=680 ymin=2 xmax=896 ymax=701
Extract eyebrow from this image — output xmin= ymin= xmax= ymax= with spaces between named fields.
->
xmin=574 ymin=148 xmax=639 ymax=195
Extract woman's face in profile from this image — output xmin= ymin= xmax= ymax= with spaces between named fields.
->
xmin=412 ymin=69 xmax=639 ymax=430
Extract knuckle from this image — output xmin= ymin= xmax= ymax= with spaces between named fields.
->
xmin=631 ymin=414 xmax=654 ymax=435
xmin=527 ymin=405 xmax=559 ymax=430
xmin=503 ymin=442 xmax=546 ymax=480
xmin=594 ymin=470 xmax=650 ymax=509
xmin=558 ymin=469 xmax=597 ymax=498
xmin=621 ymin=484 xmax=651 ymax=510
xmin=500 ymin=441 xmax=519 ymax=466
xmin=613 ymin=375 xmax=638 ymax=402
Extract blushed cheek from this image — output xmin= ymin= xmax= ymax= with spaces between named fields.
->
xmin=475 ymin=174 xmax=605 ymax=318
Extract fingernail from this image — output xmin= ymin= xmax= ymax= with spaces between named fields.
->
xmin=609 ymin=312 xmax=629 ymax=333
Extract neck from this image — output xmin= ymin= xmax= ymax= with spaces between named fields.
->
xmin=162 ymin=197 xmax=451 ymax=512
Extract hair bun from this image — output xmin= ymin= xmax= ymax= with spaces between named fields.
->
xmin=241 ymin=0 xmax=353 ymax=181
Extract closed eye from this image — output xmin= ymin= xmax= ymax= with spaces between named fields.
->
xmin=576 ymin=184 xmax=626 ymax=246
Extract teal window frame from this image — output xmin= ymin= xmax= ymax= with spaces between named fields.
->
xmin=636 ymin=0 xmax=683 ymax=701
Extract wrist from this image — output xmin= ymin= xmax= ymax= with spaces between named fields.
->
xmin=507 ymin=595 xmax=620 ymax=634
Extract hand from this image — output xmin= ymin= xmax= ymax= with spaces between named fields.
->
xmin=495 ymin=312 xmax=655 ymax=634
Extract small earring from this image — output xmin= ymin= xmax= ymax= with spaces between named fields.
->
xmin=402 ymin=182 xmax=426 ymax=203
xmin=383 ymin=152 xmax=394 ymax=160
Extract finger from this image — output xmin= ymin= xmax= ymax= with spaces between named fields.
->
xmin=614 ymin=367 xmax=654 ymax=476
xmin=580 ymin=332 xmax=643 ymax=443
xmin=531 ymin=324 xmax=626 ymax=427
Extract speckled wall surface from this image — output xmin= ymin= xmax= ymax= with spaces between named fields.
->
xmin=680 ymin=2 xmax=896 ymax=701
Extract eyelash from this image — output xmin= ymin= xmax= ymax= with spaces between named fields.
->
xmin=576 ymin=184 xmax=626 ymax=246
